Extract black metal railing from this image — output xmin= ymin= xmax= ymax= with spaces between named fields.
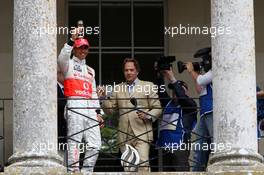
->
xmin=4 ymin=95 xmax=263 ymax=172
xmin=0 ymin=98 xmax=12 ymax=172
xmin=60 ymin=97 xmax=211 ymax=172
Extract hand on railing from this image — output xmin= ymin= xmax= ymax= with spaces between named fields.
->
xmin=97 ymin=114 xmax=105 ymax=128
xmin=96 ymin=86 xmax=107 ymax=99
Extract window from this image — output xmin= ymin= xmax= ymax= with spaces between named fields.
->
xmin=68 ymin=1 xmax=164 ymax=170
xmin=68 ymin=0 xmax=164 ymax=85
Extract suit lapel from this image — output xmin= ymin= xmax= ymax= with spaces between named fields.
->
xmin=129 ymin=79 xmax=141 ymax=98
xmin=119 ymin=82 xmax=133 ymax=113
xmin=120 ymin=82 xmax=130 ymax=99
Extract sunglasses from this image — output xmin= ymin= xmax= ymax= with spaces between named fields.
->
xmin=78 ymin=45 xmax=89 ymax=50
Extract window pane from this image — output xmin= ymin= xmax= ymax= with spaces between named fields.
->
xmin=134 ymin=3 xmax=164 ymax=47
xmin=102 ymin=3 xmax=131 ymax=47
xmin=135 ymin=54 xmax=163 ymax=82
xmin=102 ymin=54 xmax=131 ymax=85
xmin=86 ymin=53 xmax=99 ymax=84
xmin=69 ymin=3 xmax=99 ymax=47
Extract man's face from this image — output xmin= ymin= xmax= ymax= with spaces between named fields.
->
xmin=124 ymin=62 xmax=138 ymax=83
xmin=74 ymin=45 xmax=89 ymax=60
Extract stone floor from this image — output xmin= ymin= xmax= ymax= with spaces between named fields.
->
xmin=3 ymin=170 xmax=264 ymax=175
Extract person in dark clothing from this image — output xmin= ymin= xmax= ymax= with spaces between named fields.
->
xmin=257 ymin=86 xmax=264 ymax=138
xmin=57 ymin=82 xmax=67 ymax=144
xmin=156 ymin=68 xmax=197 ymax=171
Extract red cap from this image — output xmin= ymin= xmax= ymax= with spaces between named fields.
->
xmin=74 ymin=38 xmax=90 ymax=48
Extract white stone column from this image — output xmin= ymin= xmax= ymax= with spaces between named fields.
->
xmin=6 ymin=0 xmax=65 ymax=174
xmin=208 ymin=0 xmax=264 ymax=173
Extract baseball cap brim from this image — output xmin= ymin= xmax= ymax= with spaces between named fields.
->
xmin=74 ymin=38 xmax=90 ymax=48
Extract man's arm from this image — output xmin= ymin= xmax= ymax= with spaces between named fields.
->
xmin=169 ymin=81 xmax=197 ymax=110
xmin=161 ymin=69 xmax=197 ymax=110
xmin=57 ymin=28 xmax=79 ymax=74
xmin=90 ymin=77 xmax=105 ymax=127
xmin=196 ymin=70 xmax=213 ymax=86
xmin=98 ymin=87 xmax=118 ymax=116
xmin=186 ymin=62 xmax=202 ymax=94
xmin=91 ymin=77 xmax=104 ymax=114
xmin=186 ymin=62 xmax=212 ymax=93
xmin=57 ymin=41 xmax=74 ymax=74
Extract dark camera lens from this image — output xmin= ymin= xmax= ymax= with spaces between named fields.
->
xmin=79 ymin=45 xmax=89 ymax=50
xmin=177 ymin=61 xmax=186 ymax=73
xmin=156 ymin=56 xmax=176 ymax=71
xmin=193 ymin=62 xmax=201 ymax=72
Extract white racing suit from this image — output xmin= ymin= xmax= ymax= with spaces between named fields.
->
xmin=58 ymin=44 xmax=101 ymax=173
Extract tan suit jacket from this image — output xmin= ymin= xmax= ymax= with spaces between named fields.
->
xmin=101 ymin=79 xmax=162 ymax=146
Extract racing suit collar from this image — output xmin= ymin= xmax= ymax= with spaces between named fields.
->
xmin=72 ymin=56 xmax=86 ymax=65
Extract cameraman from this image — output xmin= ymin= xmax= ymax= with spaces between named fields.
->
xmin=257 ymin=86 xmax=264 ymax=138
xmin=185 ymin=53 xmax=213 ymax=171
xmin=156 ymin=67 xmax=197 ymax=171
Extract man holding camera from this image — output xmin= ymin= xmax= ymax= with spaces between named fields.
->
xmin=257 ymin=86 xmax=264 ymax=138
xmin=57 ymin=28 xmax=104 ymax=173
xmin=155 ymin=67 xmax=197 ymax=171
xmin=185 ymin=48 xmax=213 ymax=171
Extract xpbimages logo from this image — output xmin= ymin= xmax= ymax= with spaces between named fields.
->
xmin=164 ymin=24 xmax=232 ymax=38
xmin=32 ymin=25 xmax=100 ymax=36
xmin=163 ymin=141 xmax=232 ymax=154
xmin=99 ymin=82 xmax=166 ymax=96
xmin=32 ymin=142 xmax=90 ymax=154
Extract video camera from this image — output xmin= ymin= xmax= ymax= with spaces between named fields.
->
xmin=155 ymin=56 xmax=176 ymax=71
xmin=177 ymin=47 xmax=212 ymax=73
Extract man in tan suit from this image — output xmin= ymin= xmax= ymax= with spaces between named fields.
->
xmin=97 ymin=58 xmax=162 ymax=172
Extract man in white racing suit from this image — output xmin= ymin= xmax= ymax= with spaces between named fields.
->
xmin=58 ymin=28 xmax=103 ymax=173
